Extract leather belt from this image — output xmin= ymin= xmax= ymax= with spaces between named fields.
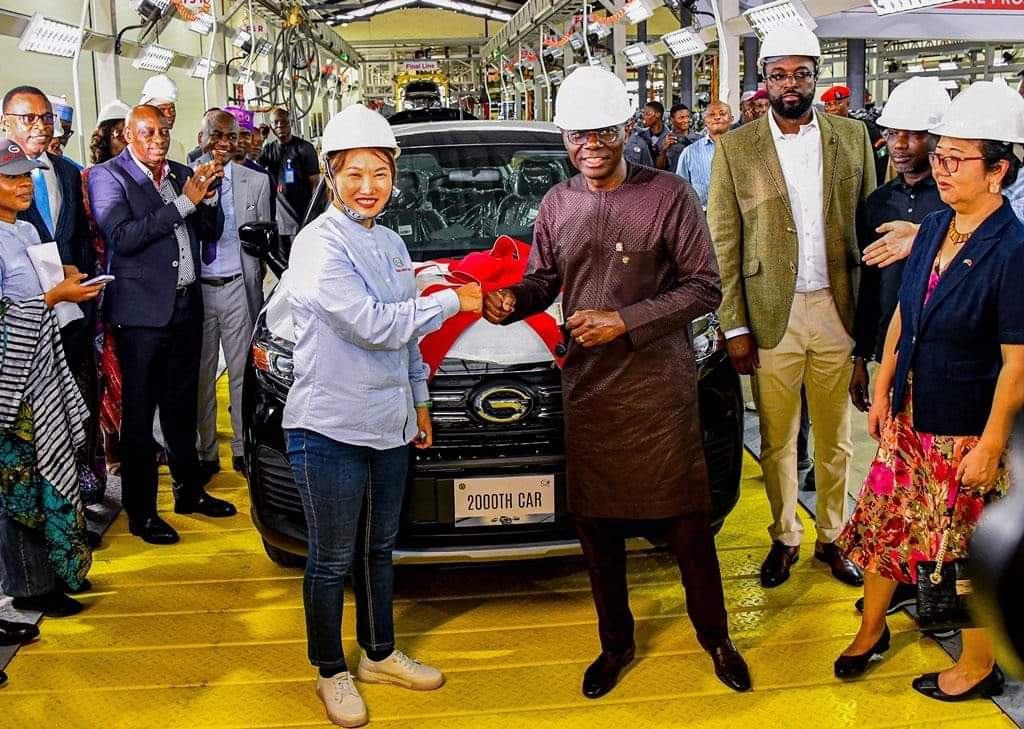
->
xmin=200 ymin=273 xmax=243 ymax=287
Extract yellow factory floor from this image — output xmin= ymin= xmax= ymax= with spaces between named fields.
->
xmin=0 ymin=381 xmax=1015 ymax=728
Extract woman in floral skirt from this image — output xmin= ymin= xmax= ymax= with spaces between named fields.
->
xmin=835 ymin=80 xmax=1024 ymax=701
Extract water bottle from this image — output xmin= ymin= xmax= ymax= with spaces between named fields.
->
xmin=284 ymin=157 xmax=295 ymax=185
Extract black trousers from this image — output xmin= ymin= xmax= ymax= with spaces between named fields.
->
xmin=113 ymin=285 xmax=203 ymax=521
xmin=574 ymin=513 xmax=730 ymax=654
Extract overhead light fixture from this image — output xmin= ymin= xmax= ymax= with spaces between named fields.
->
xmin=188 ymin=12 xmax=215 ymax=35
xmin=623 ymin=42 xmax=657 ymax=68
xmin=130 ymin=0 xmax=170 ymax=22
xmin=907 ymin=62 xmax=925 ymax=72
xmin=348 ymin=0 xmax=418 ymax=18
xmin=422 ymin=0 xmax=512 ymax=20
xmin=624 ymin=0 xmax=656 ymax=24
xmin=17 ymin=13 xmax=84 ymax=58
xmin=133 ymin=43 xmax=175 ymax=72
xmin=569 ymin=33 xmax=584 ymax=51
xmin=234 ymin=68 xmax=254 ymax=86
xmin=868 ymin=0 xmax=956 ymax=15
xmin=190 ymin=56 xmax=214 ymax=79
xmin=587 ymin=21 xmax=611 ymax=38
xmin=232 ymin=27 xmax=253 ymax=53
xmin=661 ymin=28 xmax=707 ymax=59
xmin=742 ymin=0 xmax=817 ymax=39
xmin=939 ymin=60 xmax=958 ymax=70
xmin=254 ymin=38 xmax=273 ymax=56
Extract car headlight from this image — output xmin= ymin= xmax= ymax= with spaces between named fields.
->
xmin=691 ymin=312 xmax=724 ymax=370
xmin=252 ymin=334 xmax=295 ymax=391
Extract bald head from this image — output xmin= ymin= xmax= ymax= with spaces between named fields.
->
xmin=125 ymin=104 xmax=171 ymax=167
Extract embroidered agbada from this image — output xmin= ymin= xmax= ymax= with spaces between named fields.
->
xmin=507 ymin=164 xmax=721 ymax=519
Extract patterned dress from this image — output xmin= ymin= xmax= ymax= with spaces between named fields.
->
xmin=838 ymin=255 xmax=1009 ymax=583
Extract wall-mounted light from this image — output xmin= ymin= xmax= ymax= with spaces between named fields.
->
xmin=623 ymin=42 xmax=657 ymax=68
xmin=661 ymin=27 xmax=707 ymax=59
xmin=190 ymin=56 xmax=214 ymax=79
xmin=742 ymin=0 xmax=817 ymax=39
xmin=624 ymin=0 xmax=656 ymax=24
xmin=587 ymin=21 xmax=611 ymax=39
xmin=130 ymin=0 xmax=170 ymax=22
xmin=232 ymin=27 xmax=253 ymax=53
xmin=189 ymin=12 xmax=215 ymax=35
xmin=133 ymin=43 xmax=175 ymax=72
xmin=254 ymin=38 xmax=273 ymax=56
xmin=17 ymin=13 xmax=83 ymax=58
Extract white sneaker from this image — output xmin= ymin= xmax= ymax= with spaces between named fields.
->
xmin=356 ymin=649 xmax=445 ymax=691
xmin=316 ymin=671 xmax=368 ymax=727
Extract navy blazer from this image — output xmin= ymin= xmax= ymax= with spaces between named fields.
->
xmin=87 ymin=149 xmax=224 ymax=327
xmin=892 ymin=199 xmax=1024 ymax=435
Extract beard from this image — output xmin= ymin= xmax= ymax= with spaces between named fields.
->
xmin=770 ymin=89 xmax=814 ymax=120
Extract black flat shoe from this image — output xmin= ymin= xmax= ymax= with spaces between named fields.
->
xmin=834 ymin=626 xmax=891 ymax=679
xmin=912 ymin=666 xmax=1005 ymax=702
xmin=11 ymin=591 xmax=85 ymax=618
xmin=855 ymin=582 xmax=916 ymax=615
xmin=0 ymin=619 xmax=40 ymax=646
xmin=128 ymin=515 xmax=180 ymax=545
xmin=173 ymin=489 xmax=237 ymax=518
xmin=582 ymin=644 xmax=635 ymax=699
xmin=85 ymin=530 xmax=101 ymax=549
xmin=708 ymin=639 xmax=752 ymax=692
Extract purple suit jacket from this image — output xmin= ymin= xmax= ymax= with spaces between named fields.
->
xmin=87 ymin=149 xmax=223 ymax=327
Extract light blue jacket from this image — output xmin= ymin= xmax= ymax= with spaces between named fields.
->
xmin=282 ymin=205 xmax=460 ymax=449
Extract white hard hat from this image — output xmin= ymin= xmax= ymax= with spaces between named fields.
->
xmin=97 ymin=100 xmax=131 ymax=126
xmin=929 ymin=79 xmax=1024 ymax=144
xmin=321 ymin=104 xmax=400 ymax=159
xmin=757 ymin=26 xmax=821 ymax=64
xmin=553 ymin=66 xmax=632 ymax=130
xmin=876 ymin=77 xmax=951 ymax=132
xmin=140 ymin=74 xmax=178 ymax=105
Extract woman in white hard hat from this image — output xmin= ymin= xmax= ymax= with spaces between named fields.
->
xmin=835 ymin=80 xmax=1024 ymax=701
xmin=281 ymin=104 xmax=481 ymax=727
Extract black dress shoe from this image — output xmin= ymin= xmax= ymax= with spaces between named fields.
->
xmin=814 ymin=542 xmax=864 ymax=586
xmin=86 ymin=530 xmax=101 ymax=549
xmin=0 ymin=618 xmax=40 ymax=646
xmin=0 ymin=668 xmax=6 ymax=687
xmin=760 ymin=541 xmax=800 ymax=588
xmin=232 ymin=455 xmax=245 ymax=473
xmin=707 ymin=640 xmax=752 ymax=692
xmin=855 ymin=582 xmax=916 ymax=615
xmin=174 ymin=489 xmax=237 ymax=517
xmin=128 ymin=515 xmax=180 ymax=545
xmin=582 ymin=645 xmax=635 ymax=699
xmin=912 ymin=665 xmax=1005 ymax=702
xmin=11 ymin=591 xmax=85 ymax=618
xmin=834 ymin=626 xmax=891 ymax=679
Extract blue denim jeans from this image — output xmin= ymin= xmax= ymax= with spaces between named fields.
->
xmin=0 ymin=511 xmax=58 ymax=598
xmin=285 ymin=428 xmax=409 ymax=673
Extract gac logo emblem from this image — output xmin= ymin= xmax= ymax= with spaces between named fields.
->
xmin=472 ymin=385 xmax=533 ymax=424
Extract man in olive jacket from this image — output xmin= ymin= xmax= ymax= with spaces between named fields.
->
xmin=707 ymin=27 xmax=875 ymax=589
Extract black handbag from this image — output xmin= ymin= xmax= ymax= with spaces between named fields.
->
xmin=915 ymin=486 xmax=974 ymax=631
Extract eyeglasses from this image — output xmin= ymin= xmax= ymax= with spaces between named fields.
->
xmin=5 ymin=112 xmax=55 ymax=127
xmin=564 ymin=127 xmax=622 ymax=145
xmin=765 ymin=70 xmax=815 ymax=85
xmin=928 ymin=152 xmax=985 ymax=174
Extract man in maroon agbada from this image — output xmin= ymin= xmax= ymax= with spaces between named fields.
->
xmin=484 ymin=67 xmax=751 ymax=698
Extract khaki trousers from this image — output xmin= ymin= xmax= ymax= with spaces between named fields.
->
xmin=754 ymin=289 xmax=853 ymax=547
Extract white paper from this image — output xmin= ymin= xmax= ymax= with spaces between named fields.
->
xmin=26 ymin=241 xmax=84 ymax=328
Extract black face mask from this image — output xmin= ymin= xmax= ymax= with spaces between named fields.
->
xmin=770 ymin=88 xmax=814 ymax=120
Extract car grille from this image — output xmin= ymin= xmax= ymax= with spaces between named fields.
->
xmin=415 ymin=359 xmax=564 ymax=464
xmin=255 ymin=445 xmax=304 ymax=518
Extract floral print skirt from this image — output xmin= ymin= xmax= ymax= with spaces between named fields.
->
xmin=837 ymin=383 xmax=1008 ymax=584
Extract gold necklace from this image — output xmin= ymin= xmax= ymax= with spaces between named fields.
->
xmin=948 ymin=219 xmax=973 ymax=246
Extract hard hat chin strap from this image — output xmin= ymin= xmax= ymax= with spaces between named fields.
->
xmin=324 ymin=158 xmax=394 ymax=224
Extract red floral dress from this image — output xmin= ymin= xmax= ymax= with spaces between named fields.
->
xmin=837 ymin=257 xmax=1009 ymax=584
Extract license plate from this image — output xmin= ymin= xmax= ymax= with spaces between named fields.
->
xmin=454 ymin=475 xmax=555 ymax=527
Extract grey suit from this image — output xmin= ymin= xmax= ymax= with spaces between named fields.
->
xmin=197 ymin=162 xmax=272 ymax=461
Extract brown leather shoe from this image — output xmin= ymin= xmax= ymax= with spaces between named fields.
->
xmin=815 ymin=542 xmax=864 ymax=586
xmin=760 ymin=541 xmax=800 ymax=588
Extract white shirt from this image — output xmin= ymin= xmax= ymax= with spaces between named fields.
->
xmin=768 ymin=110 xmax=829 ymax=293
xmin=724 ymin=111 xmax=829 ymax=341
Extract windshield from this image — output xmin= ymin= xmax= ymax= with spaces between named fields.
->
xmin=377 ymin=143 xmax=574 ymax=260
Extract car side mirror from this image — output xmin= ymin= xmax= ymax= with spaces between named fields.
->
xmin=238 ymin=221 xmax=278 ymax=257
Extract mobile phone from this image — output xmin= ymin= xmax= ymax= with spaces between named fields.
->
xmin=82 ymin=274 xmax=115 ymax=286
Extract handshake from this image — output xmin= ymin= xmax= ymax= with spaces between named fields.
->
xmin=453 ymin=284 xmax=517 ymax=323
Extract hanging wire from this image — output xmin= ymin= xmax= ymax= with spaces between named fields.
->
xmin=581 ymin=2 xmax=592 ymax=65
